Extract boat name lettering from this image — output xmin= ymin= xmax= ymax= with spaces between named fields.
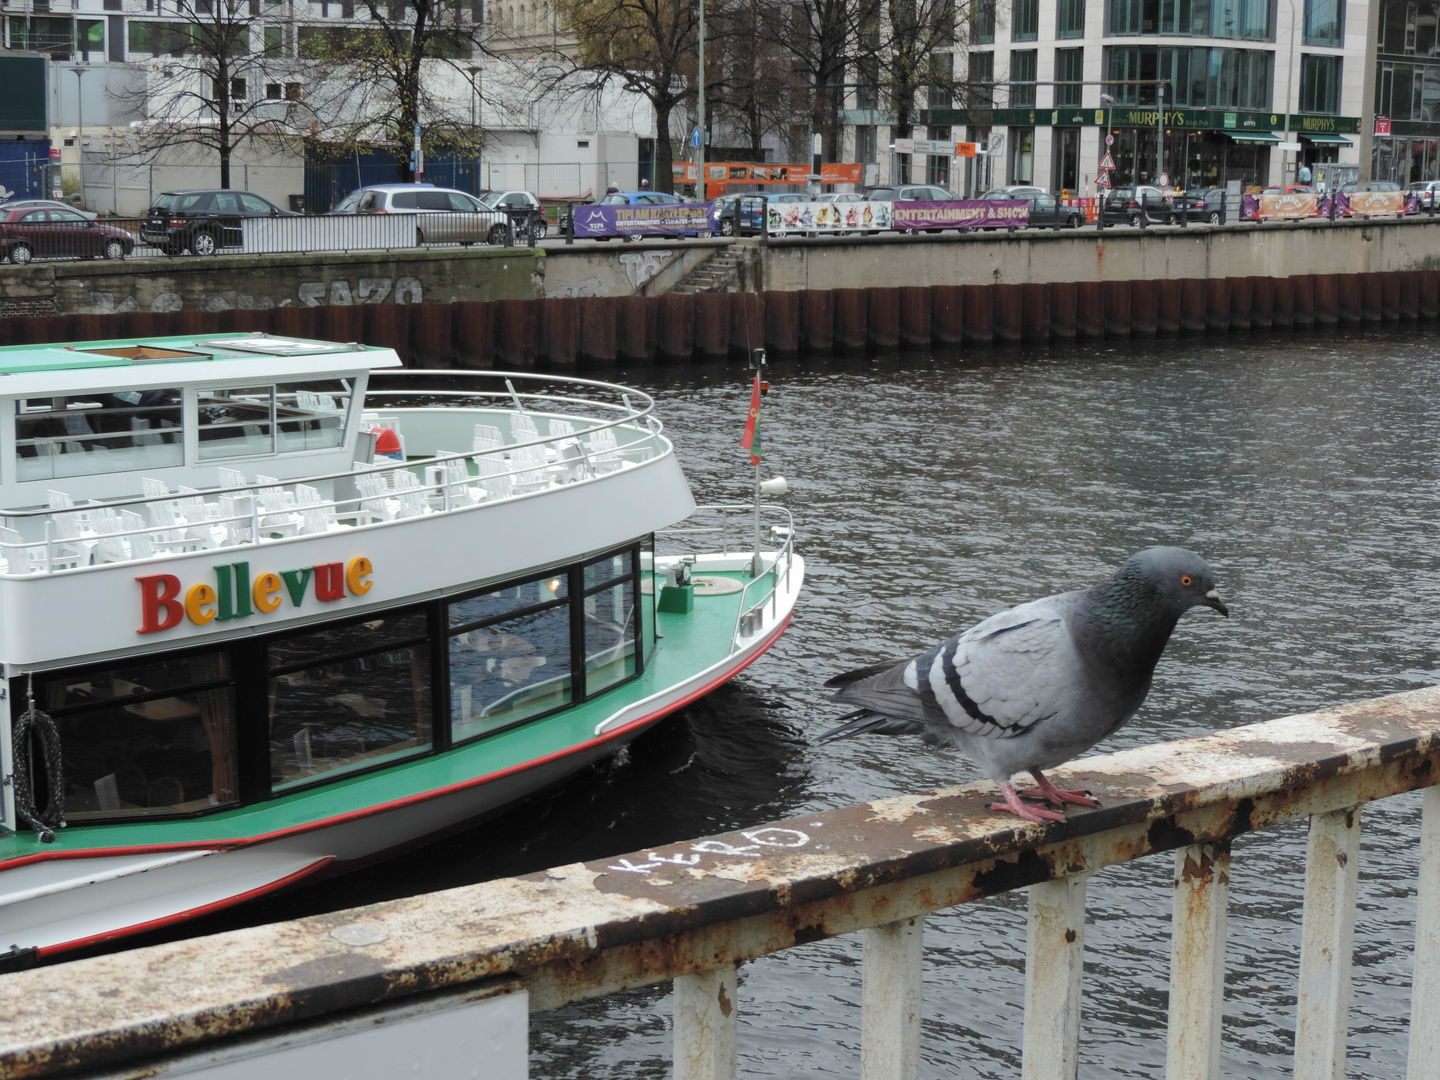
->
xmin=137 ymin=557 xmax=374 ymax=634
xmin=607 ymin=827 xmax=812 ymax=874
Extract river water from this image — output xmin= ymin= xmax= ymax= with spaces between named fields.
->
xmin=180 ymin=328 xmax=1440 ymax=1078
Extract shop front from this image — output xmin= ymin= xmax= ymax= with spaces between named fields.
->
xmin=1372 ymin=132 xmax=1440 ymax=184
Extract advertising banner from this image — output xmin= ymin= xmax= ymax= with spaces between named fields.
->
xmin=1343 ymin=190 xmax=1416 ymax=217
xmin=1244 ymin=192 xmax=1322 ymax=220
xmin=890 ymin=199 xmax=1029 ymax=230
xmin=766 ymin=200 xmax=890 ymax=234
xmin=570 ymin=202 xmax=713 ymax=238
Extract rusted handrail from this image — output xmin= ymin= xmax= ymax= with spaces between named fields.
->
xmin=2 ymin=688 xmax=1439 ymax=1079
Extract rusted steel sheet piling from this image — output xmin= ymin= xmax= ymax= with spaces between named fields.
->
xmin=799 ymin=290 xmax=833 ymax=356
xmin=931 ymin=285 xmax=964 ymax=345
xmin=993 ymin=284 xmax=1023 ymax=343
xmin=1292 ymin=274 xmax=1316 ymax=328
xmin=1076 ymin=281 xmax=1105 ymax=340
xmin=576 ymin=296 xmax=617 ymax=367
xmin=1129 ymin=279 xmax=1157 ymax=338
xmin=1250 ymin=276 xmax=1274 ymax=332
xmin=765 ymin=290 xmax=800 ymax=358
xmin=1181 ymin=279 xmax=1207 ymax=334
xmin=1228 ymin=277 xmax=1252 ymax=333
xmin=694 ymin=293 xmax=732 ymax=362
xmin=832 ymin=288 xmax=869 ymax=352
xmin=1104 ymin=280 xmax=1133 ymax=339
xmin=899 ymin=286 xmax=932 ymax=348
xmin=4 ymin=689 xmax=1440 ymax=1079
xmin=1021 ymin=283 xmax=1050 ymax=343
xmin=1049 ymin=281 xmax=1077 ymax=340
xmin=964 ymin=284 xmax=994 ymax=344
xmin=867 ymin=288 xmax=900 ymax=351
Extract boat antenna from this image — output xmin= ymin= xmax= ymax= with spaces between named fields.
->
xmin=13 ymin=672 xmax=65 ymax=843
xmin=504 ymin=379 xmax=527 ymax=414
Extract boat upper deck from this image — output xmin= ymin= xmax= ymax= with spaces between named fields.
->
xmin=0 ymin=337 xmax=694 ymax=670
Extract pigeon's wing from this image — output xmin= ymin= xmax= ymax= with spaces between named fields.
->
xmin=830 ymin=652 xmax=949 ymax=727
xmin=926 ymin=593 xmax=1084 ymax=740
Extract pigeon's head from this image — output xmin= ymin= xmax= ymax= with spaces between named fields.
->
xmin=1128 ymin=546 xmax=1229 ymax=617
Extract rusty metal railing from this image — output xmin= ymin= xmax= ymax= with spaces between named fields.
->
xmin=3 ymin=688 xmax=1440 ymax=1079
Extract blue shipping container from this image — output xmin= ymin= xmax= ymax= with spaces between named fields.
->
xmin=0 ymin=142 xmax=51 ymax=202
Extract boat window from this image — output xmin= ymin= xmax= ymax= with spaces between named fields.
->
xmin=448 ymin=574 xmax=568 ymax=629
xmin=15 ymin=390 xmax=183 ymax=481
xmin=584 ymin=550 xmax=632 ymax=591
xmin=33 ymin=650 xmax=236 ymax=820
xmin=585 ymin=575 xmax=636 ymax=697
xmin=197 ymin=385 xmax=275 ymax=458
xmin=268 ymin=610 xmax=432 ymax=792
xmin=198 ymin=380 xmax=352 ymax=460
xmin=449 ymin=575 xmax=572 ymax=744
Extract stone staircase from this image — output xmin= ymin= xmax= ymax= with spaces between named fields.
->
xmin=669 ymin=244 xmax=751 ymax=294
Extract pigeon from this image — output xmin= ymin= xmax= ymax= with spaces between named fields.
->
xmin=817 ymin=547 xmax=1228 ymax=824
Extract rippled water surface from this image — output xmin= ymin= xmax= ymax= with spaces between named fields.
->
xmin=178 ymin=329 xmax=1440 ymax=1078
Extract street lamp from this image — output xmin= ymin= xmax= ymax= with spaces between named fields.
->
xmin=1098 ymin=93 xmax=1116 ymax=232
xmin=1281 ymin=0 xmax=1298 ymax=186
xmin=71 ymin=64 xmax=89 ymax=210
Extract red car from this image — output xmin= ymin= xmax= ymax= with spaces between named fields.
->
xmin=0 ymin=206 xmax=134 ymax=265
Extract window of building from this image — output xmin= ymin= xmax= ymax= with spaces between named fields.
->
xmin=41 ymin=650 xmax=237 ymax=820
xmin=269 ymin=610 xmax=433 ymax=793
xmin=263 ymin=25 xmax=284 ymax=53
xmin=929 ymin=52 xmax=954 ymax=107
xmin=267 ymin=82 xmax=282 ymax=99
xmin=16 ymin=390 xmax=183 ymax=481
xmin=8 ymin=15 xmax=103 ymax=54
xmin=1108 ymin=0 xmax=1267 ymax=35
xmin=1106 ymin=44 xmax=1270 ymax=108
xmin=858 ymin=125 xmax=878 ymax=163
xmin=129 ymin=21 xmax=200 ymax=54
xmin=1057 ymin=0 xmax=1086 ymax=37
xmin=969 ymin=50 xmax=995 ymax=106
xmin=1011 ymin=49 xmax=1037 ymax=105
xmin=1300 ymin=54 xmax=1342 ymax=113
xmin=197 ymin=380 xmax=351 ymax=460
xmin=972 ymin=0 xmax=996 ymax=43
xmin=1303 ymin=0 xmax=1341 ymax=46
xmin=1056 ymin=46 xmax=1084 ymax=105
xmin=1008 ymin=127 xmax=1035 ymax=183
xmin=927 ymin=125 xmax=952 ymax=184
xmin=1013 ymin=0 xmax=1038 ymax=39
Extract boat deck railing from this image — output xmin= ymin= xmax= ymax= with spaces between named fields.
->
xmin=0 ymin=371 xmax=669 ymax=576
xmin=2 ymin=688 xmax=1437 ymax=1078
xmin=660 ymin=502 xmax=798 ymax=653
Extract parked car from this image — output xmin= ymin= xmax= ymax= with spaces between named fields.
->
xmin=0 ymin=199 xmax=99 ymax=221
xmin=816 ymin=192 xmax=866 ymax=205
xmin=141 ymin=189 xmax=297 ymax=256
xmin=983 ymin=184 xmax=1048 ymax=200
xmin=1 ymin=206 xmax=134 ymax=264
xmin=1405 ymin=179 xmax=1440 ymax=209
xmin=1101 ymin=185 xmax=1173 ymax=225
xmin=1340 ymin=180 xmax=1407 ymax=218
xmin=354 ymin=185 xmax=514 ymax=245
xmin=1174 ymin=188 xmax=1228 ymax=225
xmin=327 ymin=183 xmax=432 ymax=214
xmin=1020 ymin=191 xmax=1084 ymax=228
xmin=865 ymin=184 xmax=955 ymax=201
xmin=599 ymin=190 xmax=686 ymax=205
xmin=711 ymin=193 xmax=766 ymax=236
xmin=474 ymin=189 xmax=547 ymax=239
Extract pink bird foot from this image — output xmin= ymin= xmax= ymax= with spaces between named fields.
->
xmin=990 ymin=782 xmax=1067 ymax=823
xmin=1019 ymin=769 xmax=1100 ymax=808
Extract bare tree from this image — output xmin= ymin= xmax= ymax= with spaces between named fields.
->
xmin=775 ymin=0 xmax=883 ymax=164
xmin=547 ymin=0 xmax=699 ymax=193
xmin=708 ymin=0 xmax=805 ymax=158
xmin=882 ymin=0 xmax=965 ymax=146
xmin=118 ymin=0 xmax=308 ymax=188
xmin=301 ymin=0 xmax=486 ymax=180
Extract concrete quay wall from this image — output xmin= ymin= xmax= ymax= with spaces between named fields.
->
xmin=0 ymin=246 xmax=545 ymax=319
xmin=752 ymin=218 xmax=1440 ymax=293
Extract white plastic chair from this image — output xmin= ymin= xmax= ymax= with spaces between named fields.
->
xmin=476 ymin=455 xmax=513 ymax=501
xmin=219 ymin=494 xmax=254 ymax=546
xmin=473 ymin=424 xmax=504 ymax=452
xmin=585 ymin=426 xmax=625 ymax=475
xmin=392 ymin=470 xmax=428 ymax=519
xmin=353 ymin=469 xmax=395 ymax=522
xmin=296 ymin=484 xmax=340 ymax=535
xmin=508 ymin=443 xmax=551 ymax=492
xmin=510 ymin=412 xmax=539 ymax=443
xmin=255 ymin=476 xmax=301 ymax=536
xmin=121 ymin=510 xmax=155 ymax=560
xmin=91 ymin=513 xmax=129 ymax=564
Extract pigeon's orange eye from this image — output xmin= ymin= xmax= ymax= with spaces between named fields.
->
xmin=1181 ymin=575 xmax=1193 ymax=587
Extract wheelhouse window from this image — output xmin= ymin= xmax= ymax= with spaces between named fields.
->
xmin=198 ymin=379 xmax=351 ymax=459
xmin=268 ymin=609 xmax=432 ymax=791
xmin=584 ymin=551 xmax=637 ymax=697
xmin=16 ymin=389 xmax=183 ymax=480
xmin=449 ymin=572 xmax=573 ymax=743
xmin=38 ymin=650 xmax=236 ymax=819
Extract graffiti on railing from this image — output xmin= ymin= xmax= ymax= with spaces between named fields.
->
xmin=607 ymin=825 xmax=812 ymax=874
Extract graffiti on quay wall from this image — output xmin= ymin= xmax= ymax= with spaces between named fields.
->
xmin=84 ymin=276 xmax=425 ymax=314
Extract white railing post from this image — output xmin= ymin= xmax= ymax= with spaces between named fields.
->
xmin=1408 ymin=785 xmax=1440 ymax=1079
xmin=861 ymin=916 xmax=925 ymax=1080
xmin=674 ymin=964 xmax=738 ymax=1080
xmin=1165 ymin=841 xmax=1231 ymax=1080
xmin=1022 ymin=874 xmax=1088 ymax=1080
xmin=1294 ymin=806 xmax=1362 ymax=1080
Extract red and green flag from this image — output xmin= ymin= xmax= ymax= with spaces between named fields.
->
xmin=740 ymin=373 xmax=762 ymax=464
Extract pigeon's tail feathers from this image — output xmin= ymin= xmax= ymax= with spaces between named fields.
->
xmin=824 ymin=658 xmax=910 ymax=689
xmin=830 ymin=655 xmax=947 ymax=728
xmin=815 ymin=709 xmax=929 ymax=745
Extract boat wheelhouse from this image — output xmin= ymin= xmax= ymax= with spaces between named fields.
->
xmin=0 ymin=334 xmax=803 ymax=964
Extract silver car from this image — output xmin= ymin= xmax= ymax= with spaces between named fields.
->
xmin=354 ymin=185 xmax=508 ymax=245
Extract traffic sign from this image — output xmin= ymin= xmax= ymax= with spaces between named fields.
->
xmin=1099 ymin=152 xmax=1115 ymax=170
xmin=1105 ymin=134 xmax=1115 ymax=146
xmin=691 ymin=126 xmax=702 ymax=148
xmin=1375 ymin=115 xmax=1391 ymax=135
xmin=1095 ymin=171 xmax=1112 ymax=188
xmin=1157 ymin=171 xmax=1170 ymax=187
xmin=812 ymin=133 xmax=822 ymax=155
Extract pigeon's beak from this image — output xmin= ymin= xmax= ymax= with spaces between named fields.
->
xmin=1202 ymin=589 xmax=1229 ymax=617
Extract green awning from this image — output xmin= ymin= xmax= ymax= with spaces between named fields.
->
xmin=1230 ymin=132 xmax=1282 ymax=145
xmin=1302 ymin=133 xmax=1354 ymax=146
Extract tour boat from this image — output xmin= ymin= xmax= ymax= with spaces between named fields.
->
xmin=0 ymin=333 xmax=802 ymax=967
